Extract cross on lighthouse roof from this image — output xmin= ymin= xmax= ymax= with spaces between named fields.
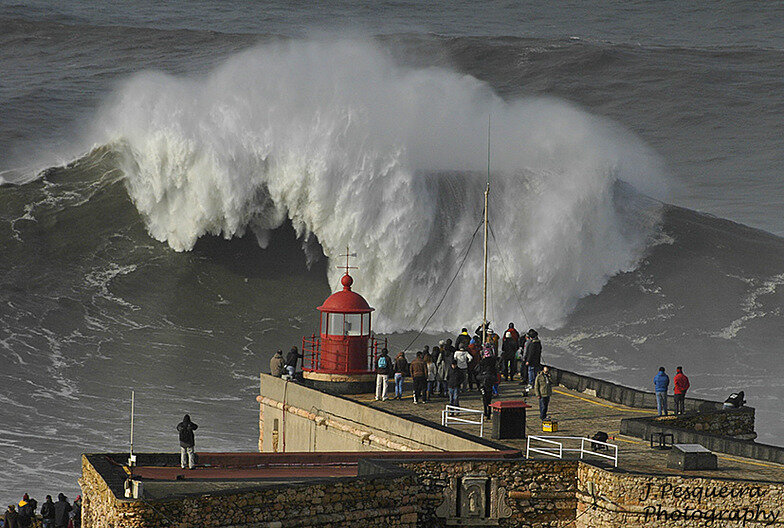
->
xmin=337 ymin=246 xmax=358 ymax=290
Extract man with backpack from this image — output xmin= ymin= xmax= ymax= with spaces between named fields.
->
xmin=17 ymin=494 xmax=35 ymax=528
xmin=375 ymin=348 xmax=392 ymax=401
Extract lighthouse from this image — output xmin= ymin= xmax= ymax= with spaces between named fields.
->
xmin=302 ymin=249 xmax=385 ymax=394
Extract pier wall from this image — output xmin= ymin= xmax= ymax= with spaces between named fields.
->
xmin=550 ymin=367 xmax=730 ymax=413
xmin=257 ymin=373 xmax=497 ymax=453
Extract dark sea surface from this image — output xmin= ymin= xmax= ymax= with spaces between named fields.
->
xmin=1 ymin=0 xmax=783 ymax=503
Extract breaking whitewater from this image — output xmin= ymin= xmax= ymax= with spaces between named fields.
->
xmin=1 ymin=40 xmax=783 ymax=502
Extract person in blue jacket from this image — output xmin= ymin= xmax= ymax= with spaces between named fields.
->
xmin=654 ymin=367 xmax=670 ymax=416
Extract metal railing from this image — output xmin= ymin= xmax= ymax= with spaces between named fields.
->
xmin=441 ymin=405 xmax=485 ymax=437
xmin=302 ymin=334 xmax=387 ymax=374
xmin=526 ymin=435 xmax=618 ymax=467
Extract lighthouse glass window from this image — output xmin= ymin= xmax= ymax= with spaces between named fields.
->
xmin=343 ymin=313 xmax=363 ymax=335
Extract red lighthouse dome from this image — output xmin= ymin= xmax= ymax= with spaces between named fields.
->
xmin=317 ymin=274 xmax=374 ymax=314
xmin=301 ymin=251 xmax=386 ymax=394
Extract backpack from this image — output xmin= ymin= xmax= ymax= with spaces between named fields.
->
xmin=378 ymin=355 xmax=389 ymax=369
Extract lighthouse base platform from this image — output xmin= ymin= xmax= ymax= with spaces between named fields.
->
xmin=301 ymin=371 xmax=376 ymax=394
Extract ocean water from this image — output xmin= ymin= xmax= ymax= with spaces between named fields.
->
xmin=1 ymin=0 xmax=783 ymax=504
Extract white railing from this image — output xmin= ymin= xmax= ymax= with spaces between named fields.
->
xmin=441 ymin=405 xmax=485 ymax=437
xmin=526 ymin=435 xmax=618 ymax=467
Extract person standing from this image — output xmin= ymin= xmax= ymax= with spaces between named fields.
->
xmin=177 ymin=414 xmax=199 ymax=469
xmin=375 ymin=348 xmax=392 ymax=401
xmin=446 ymin=360 xmax=465 ymax=407
xmin=5 ymin=504 xmax=20 ymax=528
xmin=40 ymin=495 xmax=55 ymax=528
xmin=434 ymin=345 xmax=447 ymax=396
xmin=654 ymin=367 xmax=670 ymax=416
xmin=269 ymin=349 xmax=285 ymax=377
xmin=534 ymin=366 xmax=553 ymax=421
xmin=523 ymin=329 xmax=542 ymax=389
xmin=453 ymin=344 xmax=472 ymax=390
xmin=501 ymin=323 xmax=520 ymax=381
xmin=673 ymin=366 xmax=690 ymax=415
xmin=467 ymin=337 xmax=481 ymax=391
xmin=455 ymin=328 xmax=471 ymax=351
xmin=426 ymin=352 xmax=438 ymax=400
xmin=476 ymin=349 xmax=499 ymax=419
xmin=53 ymin=494 xmax=71 ymax=528
xmin=409 ymin=351 xmax=428 ymax=404
xmin=17 ymin=494 xmax=34 ymax=528
xmin=72 ymin=496 xmax=82 ymax=528
xmin=285 ymin=346 xmax=302 ymax=378
xmin=393 ymin=351 xmax=408 ymax=400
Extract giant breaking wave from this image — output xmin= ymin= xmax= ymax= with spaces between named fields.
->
xmin=88 ymin=39 xmax=667 ymax=331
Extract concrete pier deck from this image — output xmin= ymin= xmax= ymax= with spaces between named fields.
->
xmin=346 ymin=378 xmax=784 ymax=483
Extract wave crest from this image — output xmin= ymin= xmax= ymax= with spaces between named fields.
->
xmin=91 ymin=39 xmax=667 ymax=331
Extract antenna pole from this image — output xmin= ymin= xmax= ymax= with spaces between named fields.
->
xmin=482 ymin=114 xmax=490 ymax=346
xmin=128 ymin=390 xmax=136 ymax=467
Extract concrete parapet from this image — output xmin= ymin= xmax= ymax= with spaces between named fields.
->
xmin=258 ymin=373 xmax=498 ymax=453
xmin=551 ymin=366 xmax=735 ymax=413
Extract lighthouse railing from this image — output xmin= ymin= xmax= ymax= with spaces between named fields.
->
xmin=302 ymin=334 xmax=387 ymax=374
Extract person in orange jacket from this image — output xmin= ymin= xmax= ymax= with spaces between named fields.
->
xmin=673 ymin=366 xmax=690 ymax=415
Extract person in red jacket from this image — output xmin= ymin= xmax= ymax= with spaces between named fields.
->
xmin=673 ymin=366 xmax=690 ymax=415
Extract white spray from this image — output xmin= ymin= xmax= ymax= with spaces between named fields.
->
xmin=91 ymin=39 xmax=667 ymax=331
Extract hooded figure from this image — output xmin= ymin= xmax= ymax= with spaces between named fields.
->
xmin=285 ymin=346 xmax=302 ymax=377
xmin=177 ymin=414 xmax=199 ymax=469
xmin=270 ymin=350 xmax=285 ymax=377
xmin=54 ymin=494 xmax=72 ymax=528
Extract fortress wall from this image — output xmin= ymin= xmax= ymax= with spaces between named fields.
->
xmin=576 ymin=463 xmax=784 ymax=528
xmin=388 ymin=458 xmax=578 ymax=527
xmin=257 ymin=373 xmax=496 ymax=453
xmin=81 ymin=455 xmax=421 ymax=528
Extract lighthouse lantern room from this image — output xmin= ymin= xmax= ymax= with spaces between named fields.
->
xmin=302 ymin=248 xmax=385 ymax=394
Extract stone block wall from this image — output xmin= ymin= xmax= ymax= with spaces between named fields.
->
xmin=392 ymin=458 xmax=578 ymax=527
xmin=81 ymin=455 xmax=421 ymax=528
xmin=654 ymin=407 xmax=755 ymax=439
xmin=576 ymin=463 xmax=784 ymax=527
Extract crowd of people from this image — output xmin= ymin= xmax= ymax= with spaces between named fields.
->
xmin=372 ymin=322 xmax=552 ymax=421
xmin=3 ymin=493 xmax=80 ymax=528
xmin=268 ymin=321 xmax=552 ymax=420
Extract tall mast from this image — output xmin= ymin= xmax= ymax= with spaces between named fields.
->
xmin=482 ymin=114 xmax=490 ymax=346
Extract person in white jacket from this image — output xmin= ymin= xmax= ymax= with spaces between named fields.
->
xmin=453 ymin=344 xmax=472 ymax=390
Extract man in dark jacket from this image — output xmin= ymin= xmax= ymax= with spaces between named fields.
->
xmin=17 ymin=494 xmax=34 ymax=528
xmin=455 ymin=328 xmax=471 ymax=351
xmin=476 ymin=349 xmax=499 ymax=418
xmin=501 ymin=323 xmax=520 ymax=381
xmin=523 ymin=329 xmax=542 ymax=388
xmin=40 ymin=495 xmax=55 ymax=528
xmin=177 ymin=414 xmax=199 ymax=469
xmin=285 ymin=346 xmax=302 ymax=378
xmin=393 ymin=351 xmax=408 ymax=400
xmin=53 ymin=494 xmax=71 ymax=528
xmin=409 ymin=351 xmax=428 ymax=404
xmin=4 ymin=504 xmax=20 ymax=528
xmin=446 ymin=360 xmax=465 ymax=407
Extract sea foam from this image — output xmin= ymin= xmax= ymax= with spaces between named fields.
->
xmin=90 ymin=39 xmax=667 ymax=331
